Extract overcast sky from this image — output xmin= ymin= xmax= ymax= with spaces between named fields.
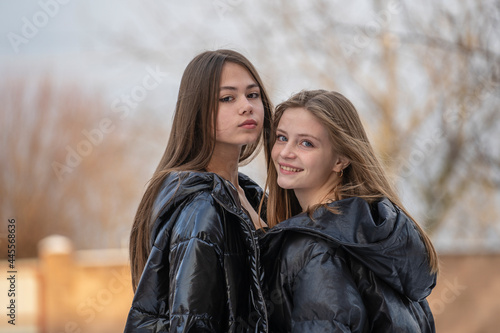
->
xmin=2 ymin=0 xmax=499 ymax=252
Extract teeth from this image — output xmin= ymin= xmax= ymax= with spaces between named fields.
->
xmin=281 ymin=165 xmax=301 ymax=172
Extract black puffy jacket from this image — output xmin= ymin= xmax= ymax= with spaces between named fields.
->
xmin=260 ymin=197 xmax=437 ymax=332
xmin=124 ymin=171 xmax=268 ymax=332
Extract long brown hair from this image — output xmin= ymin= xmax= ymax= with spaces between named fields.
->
xmin=264 ymin=90 xmax=438 ymax=273
xmin=130 ymin=49 xmax=273 ymax=290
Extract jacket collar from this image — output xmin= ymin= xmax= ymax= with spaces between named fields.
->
xmin=263 ymin=197 xmax=437 ymax=302
xmin=267 ymin=197 xmax=396 ymax=246
xmin=212 ymin=172 xmax=264 ymax=216
xmin=151 ymin=171 xmax=263 ymax=233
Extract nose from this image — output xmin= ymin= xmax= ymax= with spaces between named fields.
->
xmin=239 ymin=97 xmax=253 ymax=115
xmin=279 ymin=142 xmax=296 ymax=159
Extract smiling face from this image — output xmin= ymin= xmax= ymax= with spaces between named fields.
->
xmin=215 ymin=62 xmax=264 ymax=150
xmin=271 ymin=107 xmax=346 ymax=210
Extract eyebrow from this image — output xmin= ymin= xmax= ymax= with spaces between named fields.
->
xmin=276 ymin=128 xmax=321 ymax=142
xmin=219 ymin=83 xmax=259 ymax=91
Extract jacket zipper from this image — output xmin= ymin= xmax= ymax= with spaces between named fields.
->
xmin=212 ymin=181 xmax=269 ymax=332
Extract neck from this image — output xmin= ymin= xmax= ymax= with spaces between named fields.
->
xmin=206 ymin=143 xmax=241 ymax=186
xmin=294 ymin=191 xmax=317 ymax=212
xmin=294 ymin=180 xmax=341 ymax=211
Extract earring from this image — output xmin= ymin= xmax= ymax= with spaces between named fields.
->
xmin=339 ymin=169 xmax=343 ymax=177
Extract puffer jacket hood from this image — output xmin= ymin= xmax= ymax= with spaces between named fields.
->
xmin=262 ymin=196 xmax=436 ymax=302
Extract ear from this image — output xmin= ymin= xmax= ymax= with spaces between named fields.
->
xmin=332 ymin=155 xmax=350 ymax=173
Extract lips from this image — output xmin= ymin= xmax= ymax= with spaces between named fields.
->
xmin=239 ymin=119 xmax=258 ymax=128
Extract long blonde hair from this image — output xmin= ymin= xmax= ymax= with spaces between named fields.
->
xmin=264 ymin=90 xmax=438 ymax=273
xmin=130 ymin=50 xmax=273 ymax=290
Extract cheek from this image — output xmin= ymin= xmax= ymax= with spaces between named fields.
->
xmin=215 ymin=113 xmax=230 ymax=133
xmin=316 ymin=157 xmax=337 ymax=178
xmin=271 ymin=145 xmax=280 ymax=162
xmin=216 ymin=105 xmax=230 ymax=123
xmin=255 ymin=100 xmax=265 ymax=113
xmin=254 ymin=102 xmax=265 ymax=121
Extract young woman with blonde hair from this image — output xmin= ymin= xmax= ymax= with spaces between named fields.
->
xmin=261 ymin=90 xmax=438 ymax=332
xmin=124 ymin=49 xmax=272 ymax=332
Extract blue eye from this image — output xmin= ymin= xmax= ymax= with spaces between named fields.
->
xmin=276 ymin=134 xmax=287 ymax=142
xmin=301 ymin=140 xmax=314 ymax=148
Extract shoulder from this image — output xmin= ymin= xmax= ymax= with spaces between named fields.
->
xmin=169 ymin=191 xmax=224 ymax=245
xmin=238 ymin=172 xmax=263 ymax=196
xmin=282 ymin=232 xmax=333 ymax=256
xmin=151 ymin=171 xmax=226 ymax=250
xmin=152 ymin=171 xmax=215 ymax=215
xmin=279 ymin=232 xmax=343 ymax=276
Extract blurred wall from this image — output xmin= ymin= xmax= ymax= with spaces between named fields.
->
xmin=37 ymin=235 xmax=133 ymax=333
xmin=1 ymin=240 xmax=499 ymax=332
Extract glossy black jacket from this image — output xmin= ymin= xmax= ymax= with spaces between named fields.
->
xmin=260 ymin=197 xmax=437 ymax=332
xmin=124 ymin=171 xmax=268 ymax=332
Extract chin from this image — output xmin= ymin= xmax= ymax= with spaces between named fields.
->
xmin=277 ymin=180 xmax=293 ymax=190
xmin=241 ymin=135 xmax=261 ymax=145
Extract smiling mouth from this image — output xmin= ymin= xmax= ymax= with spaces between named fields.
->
xmin=280 ymin=164 xmax=303 ymax=172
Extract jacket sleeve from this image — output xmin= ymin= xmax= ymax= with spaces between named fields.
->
xmin=125 ymin=196 xmax=227 ymax=333
xmin=167 ymin=197 xmax=227 ymax=332
xmin=167 ymin=237 xmax=225 ymax=331
xmin=286 ymin=240 xmax=368 ymax=333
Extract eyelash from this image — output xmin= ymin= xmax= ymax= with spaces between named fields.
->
xmin=276 ymin=134 xmax=287 ymax=142
xmin=219 ymin=96 xmax=233 ymax=103
xmin=276 ymin=134 xmax=314 ymax=148
xmin=301 ymin=140 xmax=314 ymax=148
xmin=219 ymin=92 xmax=260 ymax=103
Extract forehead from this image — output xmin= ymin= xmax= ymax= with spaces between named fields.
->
xmin=279 ymin=107 xmax=326 ymax=130
xmin=220 ymin=62 xmax=256 ymax=85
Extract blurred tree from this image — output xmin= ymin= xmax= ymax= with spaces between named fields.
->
xmin=232 ymin=0 xmax=500 ymax=246
xmin=84 ymin=0 xmax=499 ymax=250
xmin=0 ymin=75 xmax=164 ymax=258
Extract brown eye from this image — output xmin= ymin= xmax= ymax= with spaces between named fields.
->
xmin=248 ymin=92 xmax=260 ymax=99
xmin=219 ymin=96 xmax=233 ymax=102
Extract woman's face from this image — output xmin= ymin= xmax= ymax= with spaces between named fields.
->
xmin=215 ymin=62 xmax=264 ymax=148
xmin=271 ymin=107 xmax=344 ymax=208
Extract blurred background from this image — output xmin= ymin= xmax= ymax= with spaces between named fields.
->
xmin=0 ymin=0 xmax=499 ymax=332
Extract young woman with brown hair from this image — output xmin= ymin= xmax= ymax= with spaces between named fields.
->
xmin=124 ymin=49 xmax=272 ymax=332
xmin=260 ymin=90 xmax=438 ymax=332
